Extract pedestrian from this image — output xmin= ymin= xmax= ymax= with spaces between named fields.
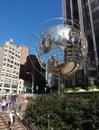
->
xmin=19 ymin=103 xmax=21 ymax=114
xmin=6 ymin=96 xmax=10 ymax=110
xmin=1 ymin=98 xmax=6 ymax=113
xmin=9 ymin=110 xmax=15 ymax=125
xmin=13 ymin=113 xmax=15 ymax=125
xmin=0 ymin=97 xmax=2 ymax=109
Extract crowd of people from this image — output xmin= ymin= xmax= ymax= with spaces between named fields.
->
xmin=0 ymin=96 xmax=11 ymax=113
xmin=0 ymin=96 xmax=15 ymax=126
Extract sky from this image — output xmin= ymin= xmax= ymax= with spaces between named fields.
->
xmin=0 ymin=0 xmax=62 ymax=52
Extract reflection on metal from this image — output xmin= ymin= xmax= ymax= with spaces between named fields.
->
xmin=41 ymin=34 xmax=54 ymax=53
xmin=35 ymin=18 xmax=88 ymax=76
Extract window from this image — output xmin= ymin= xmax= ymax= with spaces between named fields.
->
xmin=12 ymin=51 xmax=14 ymax=55
xmin=11 ymin=60 xmax=13 ymax=64
xmin=10 ymin=65 xmax=13 ymax=68
xmin=11 ymin=56 xmax=14 ymax=59
xmin=8 ymin=59 xmax=10 ymax=62
xmin=2 ymin=69 xmax=5 ymax=71
xmin=7 ymin=64 xmax=10 ymax=67
xmin=2 ymin=74 xmax=4 ymax=76
xmin=3 ymin=63 xmax=6 ymax=66
xmin=4 ymin=58 xmax=6 ymax=61
xmin=9 ymin=50 xmax=11 ymax=53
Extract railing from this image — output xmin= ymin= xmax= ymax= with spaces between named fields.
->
xmin=11 ymin=96 xmax=38 ymax=130
xmin=15 ymin=110 xmax=38 ymax=130
xmin=22 ymin=118 xmax=38 ymax=130
xmin=15 ymin=113 xmax=27 ymax=130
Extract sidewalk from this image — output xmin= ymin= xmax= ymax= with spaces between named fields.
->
xmin=0 ymin=106 xmax=27 ymax=130
xmin=0 ymin=106 xmax=10 ymax=114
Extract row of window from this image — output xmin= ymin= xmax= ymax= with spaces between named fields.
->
xmin=5 ymin=45 xmax=20 ymax=54
xmin=1 ymin=73 xmax=18 ymax=79
xmin=91 ymin=0 xmax=99 ymax=10
xmin=2 ymin=68 xmax=18 ymax=74
xmin=1 ymin=78 xmax=18 ymax=84
xmin=5 ymin=52 xmax=20 ymax=60
xmin=3 ymin=62 xmax=19 ymax=70
xmin=5 ymin=49 xmax=20 ymax=58
xmin=4 ymin=58 xmax=20 ymax=66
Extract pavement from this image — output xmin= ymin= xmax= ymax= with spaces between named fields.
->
xmin=0 ymin=102 xmax=23 ymax=118
xmin=0 ymin=106 xmax=10 ymax=114
xmin=0 ymin=107 xmax=26 ymax=130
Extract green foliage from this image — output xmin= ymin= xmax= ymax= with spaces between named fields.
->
xmin=23 ymin=94 xmax=99 ymax=130
xmin=88 ymin=85 xmax=97 ymax=90
xmin=64 ymin=88 xmax=73 ymax=93
xmin=73 ymin=87 xmax=82 ymax=91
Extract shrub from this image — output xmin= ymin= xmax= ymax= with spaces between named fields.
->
xmin=23 ymin=94 xmax=99 ymax=130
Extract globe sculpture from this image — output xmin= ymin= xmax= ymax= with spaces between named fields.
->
xmin=35 ymin=18 xmax=88 ymax=76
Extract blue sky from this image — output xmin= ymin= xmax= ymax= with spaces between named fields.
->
xmin=0 ymin=0 xmax=62 ymax=49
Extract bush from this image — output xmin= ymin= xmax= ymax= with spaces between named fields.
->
xmin=88 ymin=85 xmax=97 ymax=90
xmin=23 ymin=94 xmax=99 ymax=130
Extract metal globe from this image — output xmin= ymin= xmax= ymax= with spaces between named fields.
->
xmin=35 ymin=18 xmax=88 ymax=76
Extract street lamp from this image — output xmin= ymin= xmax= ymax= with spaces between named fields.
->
xmin=48 ymin=114 xmax=50 ymax=130
xmin=27 ymin=72 xmax=34 ymax=93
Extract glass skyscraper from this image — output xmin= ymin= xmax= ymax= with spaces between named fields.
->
xmin=62 ymin=0 xmax=99 ymax=87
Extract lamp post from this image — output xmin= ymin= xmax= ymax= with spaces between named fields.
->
xmin=48 ymin=114 xmax=50 ymax=130
xmin=27 ymin=72 xmax=34 ymax=93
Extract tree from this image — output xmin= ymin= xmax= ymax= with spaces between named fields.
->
xmin=23 ymin=94 xmax=99 ymax=130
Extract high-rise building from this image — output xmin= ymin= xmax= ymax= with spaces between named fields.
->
xmin=24 ymin=55 xmax=46 ymax=94
xmin=0 ymin=39 xmax=21 ymax=94
xmin=18 ymin=45 xmax=29 ymax=80
xmin=17 ymin=45 xmax=29 ymax=94
xmin=62 ymin=0 xmax=99 ymax=87
xmin=0 ymin=39 xmax=29 ymax=94
xmin=19 ymin=45 xmax=29 ymax=65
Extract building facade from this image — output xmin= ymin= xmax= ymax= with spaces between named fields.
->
xmin=24 ymin=55 xmax=46 ymax=94
xmin=0 ymin=39 xmax=28 ymax=94
xmin=17 ymin=45 xmax=29 ymax=94
xmin=19 ymin=45 xmax=29 ymax=65
xmin=62 ymin=0 xmax=99 ymax=87
xmin=0 ymin=39 xmax=21 ymax=94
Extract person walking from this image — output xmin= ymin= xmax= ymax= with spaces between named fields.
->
xmin=9 ymin=110 xmax=15 ymax=125
xmin=1 ymin=98 xmax=6 ymax=113
xmin=6 ymin=96 xmax=10 ymax=110
xmin=19 ymin=103 xmax=21 ymax=114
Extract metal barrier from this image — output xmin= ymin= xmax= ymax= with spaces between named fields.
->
xmin=22 ymin=118 xmax=38 ymax=130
